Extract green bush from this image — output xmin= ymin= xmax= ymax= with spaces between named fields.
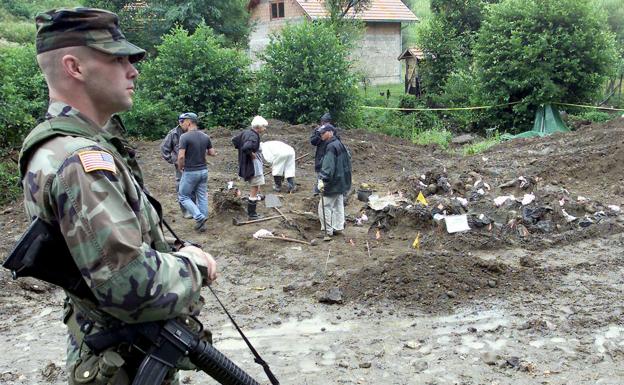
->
xmin=361 ymin=106 xmax=443 ymax=140
xmin=0 ymin=0 xmax=82 ymax=19
xmin=569 ymin=110 xmax=614 ymax=123
xmin=474 ymin=0 xmax=619 ymax=131
xmin=0 ymin=43 xmax=47 ymax=149
xmin=256 ymin=21 xmax=360 ymax=126
xmin=0 ymin=161 xmax=21 ymax=206
xmin=122 ymin=96 xmax=174 ymax=138
xmin=0 ymin=20 xmax=35 ymax=44
xmin=125 ymin=24 xmax=257 ymax=137
xmin=434 ymin=65 xmax=493 ymax=133
xmin=398 ymin=94 xmax=418 ymax=112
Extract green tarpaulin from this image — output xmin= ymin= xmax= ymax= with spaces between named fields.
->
xmin=503 ymin=104 xmax=569 ymax=139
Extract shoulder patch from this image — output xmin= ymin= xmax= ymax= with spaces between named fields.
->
xmin=77 ymin=150 xmax=117 ymax=174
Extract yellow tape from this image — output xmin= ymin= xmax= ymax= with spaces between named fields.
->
xmin=361 ymin=101 xmax=523 ymax=111
xmin=554 ymin=102 xmax=624 ymax=111
xmin=361 ymin=101 xmax=624 ymax=112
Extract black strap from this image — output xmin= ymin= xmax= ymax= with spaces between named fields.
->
xmin=207 ymin=285 xmax=280 ymax=385
xmin=163 ymin=220 xmax=279 ymax=385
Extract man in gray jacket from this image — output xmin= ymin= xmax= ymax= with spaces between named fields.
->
xmin=161 ymin=114 xmax=194 ymax=218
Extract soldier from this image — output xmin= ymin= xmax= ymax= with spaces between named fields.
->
xmin=18 ymin=8 xmax=217 ymax=384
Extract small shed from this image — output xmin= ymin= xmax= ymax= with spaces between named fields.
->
xmin=398 ymin=47 xmax=427 ymax=96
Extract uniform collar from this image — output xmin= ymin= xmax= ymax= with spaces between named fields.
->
xmin=46 ymin=101 xmax=103 ymax=133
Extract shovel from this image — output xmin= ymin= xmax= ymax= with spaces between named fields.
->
xmin=232 ymin=215 xmax=282 ymax=226
xmin=266 ymin=194 xmax=298 ymax=225
xmin=257 ymin=235 xmax=317 ymax=246
xmin=265 ymin=194 xmax=288 ymax=220
xmin=265 ymin=194 xmax=282 ymax=209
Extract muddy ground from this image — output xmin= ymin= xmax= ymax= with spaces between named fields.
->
xmin=1 ymin=118 xmax=624 ymax=384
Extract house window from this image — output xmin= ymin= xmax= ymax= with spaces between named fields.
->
xmin=271 ymin=1 xmax=285 ymax=19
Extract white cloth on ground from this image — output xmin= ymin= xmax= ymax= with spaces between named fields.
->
xmin=260 ymin=141 xmax=296 ymax=178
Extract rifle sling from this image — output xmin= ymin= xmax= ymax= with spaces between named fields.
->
xmin=161 ymin=221 xmax=279 ymax=385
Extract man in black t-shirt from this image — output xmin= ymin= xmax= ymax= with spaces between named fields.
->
xmin=177 ymin=112 xmax=216 ymax=232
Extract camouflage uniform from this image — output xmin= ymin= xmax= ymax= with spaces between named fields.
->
xmin=19 ymin=102 xmax=207 ymax=383
xmin=19 ymin=8 xmax=208 ymax=384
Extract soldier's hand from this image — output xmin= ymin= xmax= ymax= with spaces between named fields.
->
xmin=180 ymin=245 xmax=218 ymax=284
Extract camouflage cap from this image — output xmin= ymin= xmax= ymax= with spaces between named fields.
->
xmin=35 ymin=7 xmax=145 ymax=63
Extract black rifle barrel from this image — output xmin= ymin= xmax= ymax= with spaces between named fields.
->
xmin=190 ymin=339 xmax=260 ymax=385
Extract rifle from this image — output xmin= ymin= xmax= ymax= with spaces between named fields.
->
xmin=84 ymin=317 xmax=259 ymax=385
xmin=2 ymin=217 xmax=263 ymax=385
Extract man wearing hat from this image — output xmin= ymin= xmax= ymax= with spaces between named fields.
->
xmin=317 ymin=126 xmax=352 ymax=239
xmin=161 ymin=114 xmax=195 ymax=218
xmin=17 ymin=8 xmax=216 ymax=384
xmin=177 ymin=112 xmax=216 ymax=232
xmin=310 ymin=112 xmax=338 ymax=194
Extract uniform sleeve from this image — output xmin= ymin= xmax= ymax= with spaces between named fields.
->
xmin=50 ymin=150 xmax=204 ymax=323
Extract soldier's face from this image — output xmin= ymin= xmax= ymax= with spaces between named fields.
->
xmin=82 ymin=50 xmax=139 ymax=115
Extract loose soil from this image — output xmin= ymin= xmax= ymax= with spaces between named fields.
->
xmin=1 ymin=118 xmax=624 ymax=384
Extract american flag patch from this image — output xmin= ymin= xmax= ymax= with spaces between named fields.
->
xmin=78 ymin=150 xmax=117 ymax=174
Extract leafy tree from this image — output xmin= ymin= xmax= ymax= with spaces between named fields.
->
xmin=256 ymin=22 xmax=359 ymax=126
xmin=83 ymin=0 xmax=250 ymax=54
xmin=474 ymin=0 xmax=618 ymax=130
xmin=401 ymin=0 xmax=432 ymax=48
xmin=0 ymin=0 xmax=82 ymax=18
xmin=0 ymin=43 xmax=47 ymax=149
xmin=596 ymin=0 xmax=624 ymax=104
xmin=416 ymin=0 xmax=498 ymax=94
xmin=324 ymin=0 xmax=372 ymax=21
xmin=124 ymin=24 xmax=257 ymax=137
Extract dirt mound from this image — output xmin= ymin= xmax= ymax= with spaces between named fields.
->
xmin=314 ymin=251 xmax=550 ymax=313
xmin=212 ymin=188 xmax=245 ymax=214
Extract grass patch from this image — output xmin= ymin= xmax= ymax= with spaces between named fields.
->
xmin=358 ymin=82 xmax=406 ymax=107
xmin=462 ymin=135 xmax=502 ymax=155
xmin=412 ymin=127 xmax=452 ymax=149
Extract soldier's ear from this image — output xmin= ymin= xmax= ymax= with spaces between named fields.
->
xmin=61 ymin=54 xmax=84 ymax=81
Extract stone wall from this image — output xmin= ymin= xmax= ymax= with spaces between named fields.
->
xmin=351 ymin=22 xmax=402 ymax=85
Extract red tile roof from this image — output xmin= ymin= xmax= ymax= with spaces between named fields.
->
xmin=294 ymin=0 xmax=418 ymax=22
